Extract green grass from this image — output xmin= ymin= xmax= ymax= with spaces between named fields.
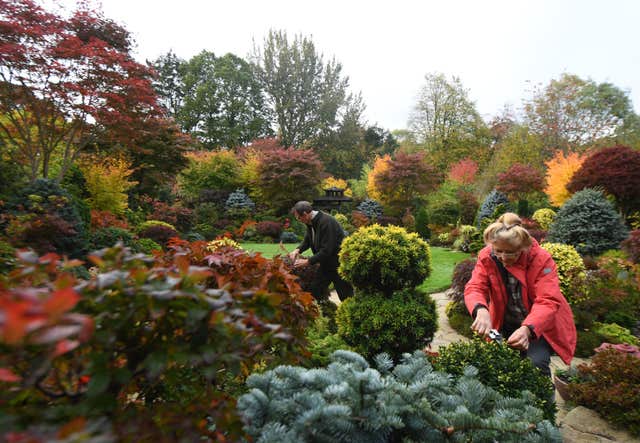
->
xmin=242 ymin=242 xmax=471 ymax=294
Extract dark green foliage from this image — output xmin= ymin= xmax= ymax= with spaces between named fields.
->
xmin=568 ymin=349 xmax=640 ymax=436
xmin=339 ymin=224 xmax=431 ymax=295
xmin=279 ymin=231 xmax=299 ymax=243
xmin=6 ymin=179 xmax=88 ymax=257
xmin=430 ymin=337 xmax=556 ymax=421
xmin=476 ymin=189 xmax=511 ymax=228
xmin=88 ymin=227 xmax=134 ymax=250
xmin=238 ymin=350 xmax=562 ymax=442
xmin=575 ymin=330 xmax=605 ymax=358
xmin=547 ymin=188 xmax=628 ymax=256
xmin=355 ymin=198 xmax=383 ymax=219
xmin=414 ymin=206 xmax=431 ymax=240
xmin=305 ymin=316 xmax=353 ymax=367
xmin=0 ymin=239 xmax=16 ymax=273
xmin=336 ymin=289 xmax=438 ymax=361
xmin=445 ymin=301 xmax=474 ymax=339
xmin=426 ymin=182 xmax=461 ymax=226
xmin=621 ymin=230 xmax=640 ymax=264
xmin=449 ymin=258 xmax=477 ymax=304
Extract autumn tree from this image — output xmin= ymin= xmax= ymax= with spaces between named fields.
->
xmin=523 ymin=73 xmax=635 ymax=155
xmin=408 ymin=73 xmax=491 ymax=170
xmin=0 ymin=0 xmax=159 ymax=182
xmin=252 ymin=30 xmax=349 ymax=147
xmin=80 ymin=155 xmax=137 ymax=215
xmin=255 ymin=146 xmax=324 ymax=215
xmin=448 ymin=158 xmax=478 ymax=185
xmin=566 ymin=145 xmax=640 ymax=218
xmin=496 ymin=163 xmax=545 ymax=216
xmin=544 ymin=150 xmax=586 ymax=208
xmin=177 ymin=150 xmax=242 ymax=202
xmin=371 ymin=151 xmax=442 ymax=215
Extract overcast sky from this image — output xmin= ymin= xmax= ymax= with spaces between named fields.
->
xmin=51 ymin=0 xmax=640 ymax=131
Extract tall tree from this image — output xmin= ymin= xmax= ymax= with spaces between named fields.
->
xmin=0 ymin=0 xmax=159 ymax=182
xmin=523 ymin=73 xmax=634 ymax=155
xmin=149 ymin=50 xmax=185 ymax=118
xmin=408 ymin=73 xmax=490 ymax=170
xmin=252 ymin=30 xmax=349 ymax=147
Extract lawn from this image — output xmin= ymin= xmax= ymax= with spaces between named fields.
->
xmin=241 ymin=242 xmax=471 ymax=294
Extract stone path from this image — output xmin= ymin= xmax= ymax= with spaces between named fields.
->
xmin=330 ymin=289 xmax=640 ymax=442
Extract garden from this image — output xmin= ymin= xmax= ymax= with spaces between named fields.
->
xmin=2 ymin=0 xmax=640 ymax=441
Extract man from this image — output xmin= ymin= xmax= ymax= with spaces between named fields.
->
xmin=288 ymin=201 xmax=353 ymax=301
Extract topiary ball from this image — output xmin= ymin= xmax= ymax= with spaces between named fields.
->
xmin=540 ymin=242 xmax=586 ymax=303
xmin=532 ymin=208 xmax=556 ymax=231
xmin=338 ymin=224 xmax=431 ymax=295
xmin=336 ymin=288 xmax=438 ymax=362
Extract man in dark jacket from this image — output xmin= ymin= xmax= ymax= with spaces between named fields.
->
xmin=289 ymin=201 xmax=353 ymax=301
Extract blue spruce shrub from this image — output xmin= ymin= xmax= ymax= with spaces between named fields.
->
xmin=224 ymin=188 xmax=255 ymax=214
xmin=279 ymin=231 xmax=299 ymax=243
xmin=238 ymin=350 xmax=561 ymax=442
xmin=547 ymin=188 xmax=629 ymax=256
xmin=356 ymin=198 xmax=383 ymax=219
xmin=336 ymin=288 xmax=437 ymax=361
xmin=476 ymin=189 xmax=511 ymax=228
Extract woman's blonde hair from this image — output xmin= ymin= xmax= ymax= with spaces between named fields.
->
xmin=483 ymin=212 xmax=532 ymax=249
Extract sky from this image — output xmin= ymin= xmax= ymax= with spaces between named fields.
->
xmin=49 ymin=0 xmax=640 ymax=131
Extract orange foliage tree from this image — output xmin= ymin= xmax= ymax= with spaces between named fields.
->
xmin=448 ymin=158 xmax=478 ymax=185
xmin=366 ymin=154 xmax=391 ymax=202
xmin=544 ymin=151 xmax=586 ymax=207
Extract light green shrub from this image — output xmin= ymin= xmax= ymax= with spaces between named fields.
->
xmin=540 ymin=242 xmax=586 ymax=302
xmin=338 ymin=224 xmax=431 ymax=295
xmin=137 ymin=219 xmax=177 ymax=233
xmin=532 ymin=208 xmax=556 ymax=231
xmin=593 ymin=322 xmax=639 ymax=345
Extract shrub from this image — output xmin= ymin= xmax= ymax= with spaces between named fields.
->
xmin=279 ymin=231 xmax=299 ymax=243
xmin=224 ymin=188 xmax=255 ymax=214
xmin=568 ymin=348 xmax=640 ymax=436
xmin=138 ymin=224 xmax=179 ymax=247
xmin=90 ymin=209 xmax=129 ymax=231
xmin=592 ymin=322 xmax=639 ymax=346
xmin=540 ymin=242 xmax=585 ymax=302
xmin=137 ymin=219 xmax=177 ymax=232
xmin=88 ymin=227 xmax=134 ymax=250
xmin=255 ymin=220 xmax=282 ymax=241
xmin=333 ymin=212 xmax=353 ymax=235
xmin=339 ymin=224 xmax=431 ymax=295
xmin=475 ymin=189 xmax=511 ymax=228
xmin=457 ymin=188 xmax=479 ymax=225
xmin=532 ymin=208 xmax=556 ymax=231
xmin=139 ymin=196 xmax=194 ymax=233
xmin=621 ymin=230 xmax=640 ymax=264
xmin=414 ymin=206 xmax=431 ymax=240
xmin=452 ymin=225 xmax=480 ymax=253
xmin=449 ymin=258 xmax=478 ymax=304
xmin=80 ymin=155 xmax=137 ymax=215
xmin=350 ymin=210 xmax=370 ymax=228
xmin=356 ymin=198 xmax=383 ymax=219
xmin=238 ymin=350 xmax=561 ymax=442
xmin=575 ymin=329 xmax=603 ymax=358
xmin=547 ymin=188 xmax=629 ymax=256
xmin=430 ymin=337 xmax=556 ymax=421
xmin=0 ymin=239 xmax=16 ymax=273
xmin=305 ymin=316 xmax=353 ymax=367
xmin=132 ymin=237 xmax=162 ymax=254
xmin=177 ymin=150 xmax=241 ymax=201
xmin=336 ymin=289 xmax=437 ymax=361
xmin=445 ymin=301 xmax=474 ymax=338
xmin=426 ymin=183 xmax=460 ymax=226
xmin=207 ymin=237 xmax=242 ymax=251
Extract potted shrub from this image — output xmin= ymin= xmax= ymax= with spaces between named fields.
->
xmin=553 ymin=366 xmax=579 ymax=402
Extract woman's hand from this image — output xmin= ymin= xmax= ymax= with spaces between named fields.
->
xmin=471 ymin=308 xmax=492 ymax=337
xmin=507 ymin=326 xmax=531 ymax=350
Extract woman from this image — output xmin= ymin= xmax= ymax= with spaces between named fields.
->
xmin=464 ymin=213 xmax=577 ymax=375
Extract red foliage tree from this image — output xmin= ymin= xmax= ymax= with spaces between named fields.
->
xmin=0 ymin=0 xmax=159 ymax=182
xmin=567 ymin=145 xmax=640 ymax=218
xmin=496 ymin=163 xmax=545 ymax=200
xmin=448 ymin=158 xmax=478 ymax=185
xmin=373 ymin=151 xmax=442 ymax=215
xmin=255 ymin=146 xmax=324 ymax=214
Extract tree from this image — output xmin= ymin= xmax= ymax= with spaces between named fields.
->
xmin=149 ymin=49 xmax=185 ymax=118
xmin=252 ymin=30 xmax=349 ymax=147
xmin=544 ymin=150 xmax=586 ymax=208
xmin=80 ymin=155 xmax=137 ymax=215
xmin=448 ymin=158 xmax=478 ymax=185
xmin=178 ymin=51 xmax=272 ymax=149
xmin=408 ymin=73 xmax=490 ymax=170
xmin=177 ymin=150 xmax=242 ymax=202
xmin=0 ymin=0 xmax=159 ymax=182
xmin=566 ymin=145 xmax=640 ymax=219
xmin=496 ymin=163 xmax=545 ymax=216
xmin=523 ymin=73 xmax=635 ymax=154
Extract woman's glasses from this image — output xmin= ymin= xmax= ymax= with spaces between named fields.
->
xmin=492 ymin=248 xmax=521 ymax=258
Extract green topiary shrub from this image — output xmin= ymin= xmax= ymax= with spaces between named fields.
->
xmin=452 ymin=224 xmax=480 ymax=253
xmin=137 ymin=219 xmax=177 ymax=233
xmin=532 ymin=208 xmax=556 ymax=231
xmin=547 ymin=188 xmax=629 ymax=256
xmin=132 ymin=237 xmax=162 ymax=254
xmin=338 ymin=224 xmax=431 ymax=295
xmin=568 ymin=348 xmax=640 ymax=436
xmin=414 ymin=206 xmax=431 ymax=240
xmin=430 ymin=337 xmax=556 ymax=421
xmin=305 ymin=316 xmax=353 ymax=367
xmin=445 ymin=301 xmax=474 ymax=338
xmin=540 ymin=242 xmax=586 ymax=302
xmin=88 ymin=227 xmax=134 ymax=250
xmin=336 ymin=289 xmax=437 ymax=361
xmin=476 ymin=189 xmax=511 ymax=228
xmin=238 ymin=350 xmax=561 ymax=442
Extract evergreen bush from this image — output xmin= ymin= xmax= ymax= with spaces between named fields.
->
xmin=132 ymin=237 xmax=162 ymax=254
xmin=224 ymin=188 xmax=255 ymax=214
xmin=238 ymin=350 xmax=561 ymax=442
xmin=532 ymin=208 xmax=556 ymax=231
xmin=426 ymin=183 xmax=460 ymax=226
xmin=547 ymin=188 xmax=628 ymax=256
xmin=305 ymin=316 xmax=353 ymax=367
xmin=430 ymin=337 xmax=556 ymax=421
xmin=475 ymin=189 xmax=511 ymax=228
xmin=414 ymin=206 xmax=431 ymax=240
xmin=338 ymin=224 xmax=431 ymax=295
xmin=445 ymin=301 xmax=474 ymax=338
xmin=356 ymin=198 xmax=383 ymax=219
xmin=540 ymin=242 xmax=586 ymax=302
xmin=592 ymin=322 xmax=639 ymax=346
xmin=279 ymin=231 xmax=299 ymax=243
xmin=336 ymin=289 xmax=437 ymax=361
xmin=88 ymin=227 xmax=134 ymax=250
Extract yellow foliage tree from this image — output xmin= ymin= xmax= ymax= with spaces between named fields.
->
xmin=544 ymin=151 xmax=586 ymax=207
xmin=366 ymin=155 xmax=390 ymax=201
xmin=321 ymin=176 xmax=352 ymax=197
xmin=81 ymin=156 xmax=137 ymax=215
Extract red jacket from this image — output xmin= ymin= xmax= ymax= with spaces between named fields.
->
xmin=464 ymin=239 xmax=577 ymax=364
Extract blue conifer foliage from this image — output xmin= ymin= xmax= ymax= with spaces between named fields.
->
xmin=238 ymin=350 xmax=561 ymax=442
xmin=224 ymin=188 xmax=255 ymax=213
xmin=356 ymin=198 xmax=383 ymax=219
xmin=476 ymin=189 xmax=511 ymax=228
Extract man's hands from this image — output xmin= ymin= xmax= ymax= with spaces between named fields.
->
xmin=288 ymin=249 xmax=308 ymax=268
xmin=471 ymin=308 xmax=492 ymax=337
xmin=506 ymin=325 xmax=532 ymax=351
xmin=288 ymin=248 xmax=300 ymax=261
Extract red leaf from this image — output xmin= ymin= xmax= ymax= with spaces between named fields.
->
xmin=43 ymin=287 xmax=79 ymax=317
xmin=57 ymin=417 xmax=86 ymax=439
xmin=51 ymin=339 xmax=80 ymax=358
xmin=0 ymin=367 xmax=21 ymax=382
